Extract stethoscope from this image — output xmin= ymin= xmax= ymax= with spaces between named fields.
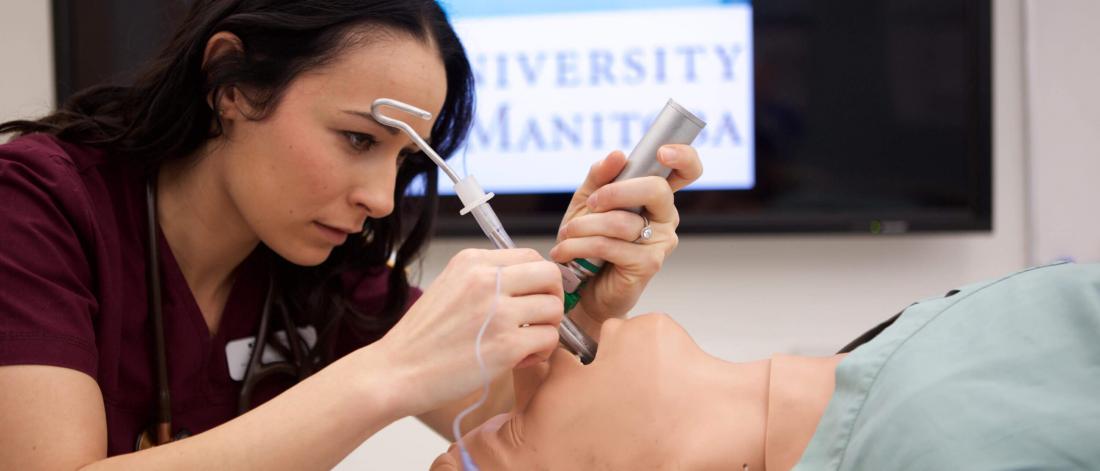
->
xmin=135 ymin=179 xmax=314 ymax=450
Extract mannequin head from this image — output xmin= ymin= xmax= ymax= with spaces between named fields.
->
xmin=430 ymin=313 xmax=773 ymax=470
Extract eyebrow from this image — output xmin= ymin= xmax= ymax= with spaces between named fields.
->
xmin=341 ymin=110 xmax=427 ymax=154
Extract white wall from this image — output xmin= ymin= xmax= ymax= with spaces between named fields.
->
xmin=2 ymin=1 xmax=1095 ymax=470
xmin=1023 ymin=0 xmax=1100 ymax=264
xmin=0 ymin=1 xmax=53 ymax=126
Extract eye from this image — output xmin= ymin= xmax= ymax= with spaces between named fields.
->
xmin=343 ymin=131 xmax=377 ymax=152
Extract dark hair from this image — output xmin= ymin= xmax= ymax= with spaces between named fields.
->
xmin=0 ymin=0 xmax=475 ymax=367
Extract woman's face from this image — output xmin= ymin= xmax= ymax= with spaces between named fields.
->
xmin=218 ymin=32 xmax=447 ymax=266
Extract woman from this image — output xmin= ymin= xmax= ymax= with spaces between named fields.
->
xmin=0 ymin=1 xmax=702 ymax=468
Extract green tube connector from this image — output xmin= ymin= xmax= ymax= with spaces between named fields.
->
xmin=564 ymin=289 xmax=582 ymax=313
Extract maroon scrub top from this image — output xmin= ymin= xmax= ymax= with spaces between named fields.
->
xmin=0 ymin=134 xmax=420 ymax=455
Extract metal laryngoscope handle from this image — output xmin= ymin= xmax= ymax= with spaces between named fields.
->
xmin=561 ymin=99 xmax=706 ymax=288
xmin=558 ymin=100 xmax=706 ymax=364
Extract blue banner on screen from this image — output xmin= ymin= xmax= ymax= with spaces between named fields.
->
xmin=437 ymin=0 xmax=754 ymax=194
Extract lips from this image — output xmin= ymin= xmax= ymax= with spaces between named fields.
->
xmin=314 ymin=221 xmax=355 ymax=244
xmin=317 ymin=222 xmax=359 ymax=234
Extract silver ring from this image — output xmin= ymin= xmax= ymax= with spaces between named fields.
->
xmin=633 ymin=214 xmax=653 ymax=243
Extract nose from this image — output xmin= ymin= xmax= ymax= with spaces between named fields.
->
xmin=348 ymin=161 xmax=398 ymax=219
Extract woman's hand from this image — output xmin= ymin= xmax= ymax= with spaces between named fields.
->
xmin=374 ymin=248 xmax=564 ymax=417
xmin=549 ymin=145 xmax=703 ymax=326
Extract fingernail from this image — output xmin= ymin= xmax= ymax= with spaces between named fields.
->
xmin=586 ymin=193 xmax=598 ymax=209
xmin=659 ymin=147 xmax=677 ymax=164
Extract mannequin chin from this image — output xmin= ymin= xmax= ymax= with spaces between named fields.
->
xmin=431 ymin=313 xmax=843 ymax=471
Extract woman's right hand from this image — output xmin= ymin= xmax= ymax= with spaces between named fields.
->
xmin=373 ymin=248 xmax=564 ymax=417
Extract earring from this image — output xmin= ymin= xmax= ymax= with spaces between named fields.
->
xmin=361 ymin=221 xmax=375 ymax=244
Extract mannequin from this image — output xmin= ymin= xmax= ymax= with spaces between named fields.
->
xmin=432 ymin=262 xmax=1100 ymax=471
xmin=430 ymin=313 xmax=843 ymax=470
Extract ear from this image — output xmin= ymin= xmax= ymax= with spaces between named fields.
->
xmin=202 ymin=31 xmax=248 ymax=118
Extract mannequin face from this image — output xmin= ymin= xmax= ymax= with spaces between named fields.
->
xmin=431 ymin=313 xmax=769 ymax=470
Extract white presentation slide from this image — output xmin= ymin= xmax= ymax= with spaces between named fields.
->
xmin=438 ymin=0 xmax=754 ymax=194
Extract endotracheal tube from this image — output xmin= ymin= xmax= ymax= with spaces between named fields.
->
xmin=370 ymin=98 xmax=514 ymax=249
xmin=370 ymin=98 xmax=599 ymax=364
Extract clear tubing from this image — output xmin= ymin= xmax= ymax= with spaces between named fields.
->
xmin=469 ymin=204 xmax=516 ymax=250
xmin=451 ymin=267 xmax=502 ymax=471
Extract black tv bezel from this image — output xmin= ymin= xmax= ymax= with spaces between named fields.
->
xmin=51 ymin=0 xmax=992 ymax=237
xmin=431 ymin=0 xmax=992 ymax=236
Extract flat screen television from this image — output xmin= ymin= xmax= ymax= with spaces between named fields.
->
xmin=52 ymin=0 xmax=991 ymax=235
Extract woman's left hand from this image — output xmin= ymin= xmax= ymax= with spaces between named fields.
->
xmin=549 ymin=144 xmax=703 ymax=328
